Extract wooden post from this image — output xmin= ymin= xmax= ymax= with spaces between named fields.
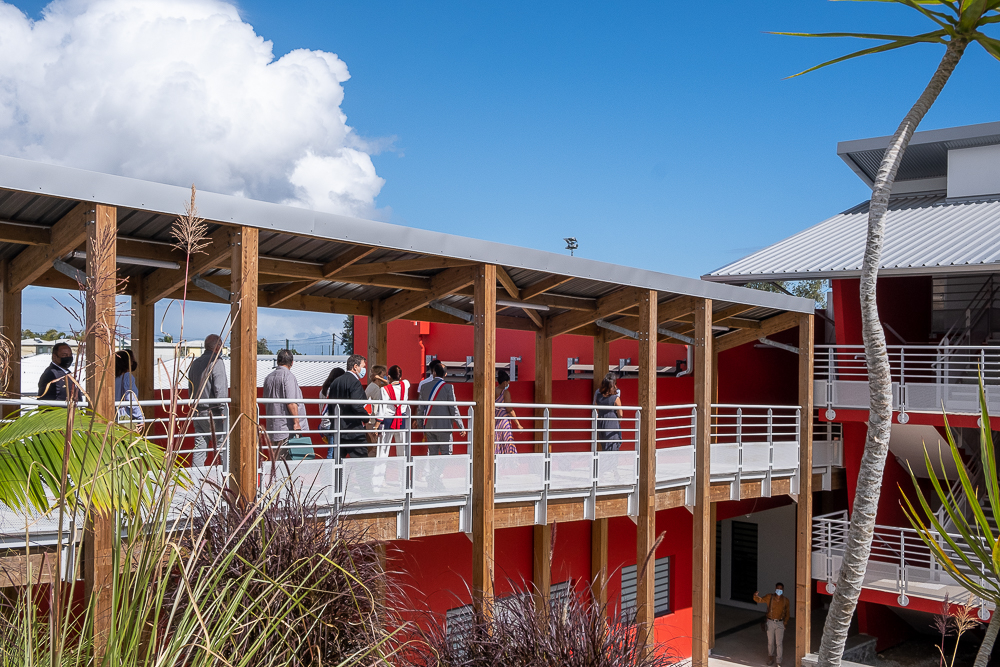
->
xmin=533 ymin=324 xmax=552 ymax=608
xmin=709 ymin=350 xmax=719 ymax=649
xmin=0 ymin=260 xmax=21 ymax=411
xmin=229 ymin=226 xmax=258 ymax=505
xmin=692 ymin=299 xmax=713 ymax=667
xmin=591 ymin=329 xmax=610 ymax=610
xmin=472 ymin=263 xmax=497 ymax=615
xmin=84 ymin=204 xmax=117 ymax=655
xmin=635 ymin=290 xmax=657 ymax=647
xmin=368 ymin=299 xmax=387 ymax=368
xmin=131 ymin=287 xmax=155 ymax=405
xmin=796 ymin=313 xmax=815 ymax=667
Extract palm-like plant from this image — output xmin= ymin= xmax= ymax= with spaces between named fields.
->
xmin=0 ymin=406 xmax=165 ymax=514
xmin=902 ymin=384 xmax=1000 ymax=667
xmin=780 ymin=3 xmax=1000 ymax=664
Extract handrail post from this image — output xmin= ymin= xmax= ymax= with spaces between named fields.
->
xmin=586 ymin=407 xmax=598 ymax=520
xmin=334 ymin=404 xmax=343 ymax=513
xmin=400 ymin=408 xmax=413 ymax=540
xmin=537 ymin=407 xmax=550 ymax=525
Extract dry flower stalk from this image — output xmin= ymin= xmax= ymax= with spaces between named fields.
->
xmin=170 ymin=185 xmax=209 ymax=257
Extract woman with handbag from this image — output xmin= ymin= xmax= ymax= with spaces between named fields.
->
xmin=381 ymin=365 xmax=411 ymax=457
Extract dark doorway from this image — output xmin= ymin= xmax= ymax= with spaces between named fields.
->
xmin=730 ymin=521 xmax=758 ymax=603
xmin=715 ymin=521 xmax=722 ymax=597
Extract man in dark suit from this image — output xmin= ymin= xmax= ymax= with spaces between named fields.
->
xmin=327 ymin=353 xmax=370 ymax=458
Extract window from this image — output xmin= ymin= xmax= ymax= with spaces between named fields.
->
xmin=620 ymin=556 xmax=670 ymax=620
xmin=446 ymin=604 xmax=474 ymax=650
xmin=551 ymin=580 xmax=572 ymax=607
xmin=730 ymin=521 xmax=758 ymax=603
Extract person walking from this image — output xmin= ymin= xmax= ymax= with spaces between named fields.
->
xmin=594 ymin=372 xmax=623 ymax=451
xmin=415 ymin=360 xmax=465 ymax=456
xmin=753 ymin=583 xmax=790 ymax=666
xmin=319 ymin=367 xmax=346 ymax=459
xmin=38 ymin=342 xmax=76 ymax=402
xmin=188 ymin=334 xmax=228 ymax=467
xmin=494 ymin=370 xmax=521 ymax=455
xmin=114 ymin=350 xmax=144 ymax=426
xmin=365 ymin=365 xmax=389 ymax=454
xmin=262 ymin=349 xmax=307 ymax=458
xmin=327 ymin=354 xmax=370 ymax=459
xmin=381 ymin=365 xmax=411 ymax=457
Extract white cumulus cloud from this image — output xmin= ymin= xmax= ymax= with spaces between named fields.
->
xmin=0 ymin=0 xmax=385 ymax=217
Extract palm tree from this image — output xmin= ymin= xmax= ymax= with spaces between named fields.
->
xmin=780 ymin=2 xmax=1000 ymax=664
xmin=0 ymin=406 xmax=165 ymax=515
xmin=902 ymin=385 xmax=1000 ymax=667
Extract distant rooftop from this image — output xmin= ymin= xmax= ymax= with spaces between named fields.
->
xmin=706 ymin=121 xmax=1000 ymax=282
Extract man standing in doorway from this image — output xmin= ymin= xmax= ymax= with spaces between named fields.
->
xmin=262 ymin=349 xmax=306 ymax=457
xmin=754 ymin=583 xmax=790 ymax=666
xmin=188 ymin=334 xmax=228 ymax=467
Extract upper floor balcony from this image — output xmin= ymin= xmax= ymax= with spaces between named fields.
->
xmin=815 ymin=344 xmax=1000 ymax=421
xmin=1 ymin=395 xmax=806 ymax=560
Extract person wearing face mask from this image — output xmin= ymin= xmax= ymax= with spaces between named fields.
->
xmin=38 ymin=342 xmax=76 ymax=402
xmin=326 ymin=354 xmax=371 ymax=459
xmin=753 ymin=583 xmax=790 ymax=666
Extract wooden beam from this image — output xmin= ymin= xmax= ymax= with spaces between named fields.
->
xmin=546 ymin=287 xmax=640 ymax=338
xmin=591 ymin=516 xmax=608 ymax=609
xmin=709 ymin=502 xmax=718 ymax=649
xmin=259 ymin=292 xmax=372 ymax=317
xmin=115 ymin=238 xmax=186 ymax=265
xmin=380 ymin=265 xmax=479 ymax=322
xmin=796 ymin=313 xmax=815 ymax=667
xmin=472 ymin=264 xmax=497 ymax=616
xmin=635 ymin=290 xmax=657 ymax=650
xmin=141 ymin=226 xmax=233 ymax=304
xmin=608 ymin=295 xmax=699 ymax=341
xmin=714 ymin=311 xmax=801 ymax=353
xmin=131 ymin=285 xmax=155 ymax=405
xmin=0 ymin=221 xmax=51 ymax=246
xmin=84 ymin=204 xmax=116 ymax=657
xmin=335 ymin=255 xmax=475 ymax=278
xmin=9 ymin=202 xmax=91 ymax=292
xmin=521 ymin=274 xmax=572 ymax=300
xmin=0 ymin=260 xmax=21 ymax=412
xmin=692 ymin=298 xmax=713 ymax=667
xmin=533 ymin=321 xmax=552 ymax=610
xmin=497 ymin=266 xmax=520 ymax=300
xmin=368 ymin=300 xmax=388 ymax=368
xmin=265 ymin=245 xmax=376 ymax=306
xmin=230 ymin=227 xmax=258 ymax=505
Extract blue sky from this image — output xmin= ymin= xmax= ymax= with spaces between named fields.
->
xmin=15 ymin=0 xmax=1000 ymax=346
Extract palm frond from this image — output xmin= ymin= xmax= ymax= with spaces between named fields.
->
xmin=771 ymin=30 xmax=949 ymax=77
xmin=0 ymin=406 xmax=167 ymax=514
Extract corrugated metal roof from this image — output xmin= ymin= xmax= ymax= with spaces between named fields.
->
xmin=704 ymin=194 xmax=1000 ymax=281
xmin=0 ymin=154 xmax=814 ymax=315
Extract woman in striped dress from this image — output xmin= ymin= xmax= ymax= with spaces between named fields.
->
xmin=494 ymin=369 xmax=521 ymax=454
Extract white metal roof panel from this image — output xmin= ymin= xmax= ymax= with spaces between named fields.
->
xmin=704 ymin=194 xmax=1000 ymax=282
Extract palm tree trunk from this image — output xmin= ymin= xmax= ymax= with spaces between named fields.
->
xmin=817 ymin=37 xmax=968 ymax=667
xmin=975 ymin=611 xmax=1000 ymax=667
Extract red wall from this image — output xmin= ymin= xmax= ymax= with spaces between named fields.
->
xmin=833 ymin=276 xmax=933 ymax=347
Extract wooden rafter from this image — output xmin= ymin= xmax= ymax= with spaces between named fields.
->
xmin=713 ymin=311 xmax=801 ymax=353
xmin=496 ymin=266 xmax=542 ymax=328
xmin=141 ymin=226 xmax=233 ymax=304
xmin=0 ymin=221 xmax=50 ymax=246
xmin=333 ymin=256 xmax=475 ymax=278
xmin=545 ymin=287 xmax=640 ymax=338
xmin=265 ymin=245 xmax=376 ymax=307
xmin=378 ymin=265 xmax=479 ymax=322
xmin=605 ymin=295 xmax=699 ymax=342
xmin=9 ymin=203 xmax=92 ymax=292
xmin=521 ymin=274 xmax=572 ymax=300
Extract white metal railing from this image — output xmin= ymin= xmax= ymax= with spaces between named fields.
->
xmin=812 ymin=510 xmax=995 ymax=615
xmin=711 ymin=404 xmax=801 ymax=500
xmin=655 ymin=404 xmax=697 ymax=506
xmin=816 ymin=344 xmax=1000 ymax=419
xmin=813 ymin=420 xmax=843 ymax=492
xmin=0 ymin=395 xmax=805 ymax=546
